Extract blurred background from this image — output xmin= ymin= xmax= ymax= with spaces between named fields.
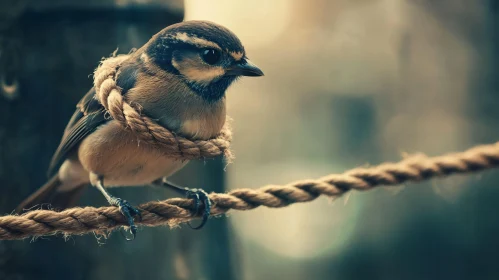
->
xmin=1 ymin=0 xmax=499 ymax=279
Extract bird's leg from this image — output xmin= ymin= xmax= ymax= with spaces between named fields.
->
xmin=152 ymin=178 xmax=211 ymax=230
xmin=94 ymin=176 xmax=141 ymax=240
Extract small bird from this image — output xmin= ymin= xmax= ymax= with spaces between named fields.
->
xmin=15 ymin=20 xmax=263 ymax=239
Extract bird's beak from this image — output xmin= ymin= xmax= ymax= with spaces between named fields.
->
xmin=226 ymin=59 xmax=264 ymax=77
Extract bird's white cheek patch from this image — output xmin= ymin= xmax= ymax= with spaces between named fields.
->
xmin=182 ymin=67 xmax=225 ymax=85
xmin=172 ymin=57 xmax=225 ymax=85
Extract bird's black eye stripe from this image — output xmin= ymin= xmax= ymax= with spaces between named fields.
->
xmin=201 ymin=48 xmax=221 ymax=65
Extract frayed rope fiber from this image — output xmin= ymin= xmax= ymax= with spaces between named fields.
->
xmin=1 ymin=141 xmax=499 ymax=240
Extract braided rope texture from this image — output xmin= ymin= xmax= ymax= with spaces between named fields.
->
xmin=93 ymin=54 xmax=233 ymax=160
xmin=1 ymin=142 xmax=499 ymax=240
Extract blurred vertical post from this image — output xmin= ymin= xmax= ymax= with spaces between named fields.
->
xmin=0 ymin=1 xmax=236 ymax=279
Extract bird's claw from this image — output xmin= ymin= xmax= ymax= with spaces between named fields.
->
xmin=185 ymin=188 xmax=211 ymax=230
xmin=111 ymin=197 xmax=141 ymax=241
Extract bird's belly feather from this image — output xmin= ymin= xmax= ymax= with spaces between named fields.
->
xmin=77 ymin=121 xmax=187 ymax=187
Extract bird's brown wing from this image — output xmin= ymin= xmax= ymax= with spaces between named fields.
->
xmin=47 ymin=60 xmax=139 ymax=176
xmin=47 ymin=87 xmax=108 ymax=176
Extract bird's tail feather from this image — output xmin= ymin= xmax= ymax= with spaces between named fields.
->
xmin=15 ymin=175 xmax=87 ymax=213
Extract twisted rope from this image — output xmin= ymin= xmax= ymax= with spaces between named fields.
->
xmin=93 ymin=54 xmax=233 ymax=160
xmin=1 ymin=141 xmax=499 ymax=240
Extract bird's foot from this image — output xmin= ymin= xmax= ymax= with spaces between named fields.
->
xmin=109 ymin=197 xmax=142 ymax=240
xmin=184 ymin=188 xmax=212 ymax=230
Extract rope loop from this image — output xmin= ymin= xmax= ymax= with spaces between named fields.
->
xmin=93 ymin=54 xmax=233 ymax=161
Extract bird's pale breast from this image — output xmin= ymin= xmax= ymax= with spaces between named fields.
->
xmin=77 ymin=121 xmax=188 ymax=187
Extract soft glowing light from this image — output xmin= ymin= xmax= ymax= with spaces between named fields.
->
xmin=184 ymin=0 xmax=292 ymax=48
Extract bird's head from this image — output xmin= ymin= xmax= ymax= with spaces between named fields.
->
xmin=145 ymin=20 xmax=264 ymax=102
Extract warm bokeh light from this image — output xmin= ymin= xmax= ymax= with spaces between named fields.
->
xmin=182 ymin=0 xmax=482 ymax=275
xmin=185 ymin=0 xmax=292 ymax=49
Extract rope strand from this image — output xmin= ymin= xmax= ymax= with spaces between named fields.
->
xmin=1 ymin=141 xmax=498 ymax=240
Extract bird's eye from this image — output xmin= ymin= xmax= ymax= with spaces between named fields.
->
xmin=201 ymin=49 xmax=221 ymax=65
